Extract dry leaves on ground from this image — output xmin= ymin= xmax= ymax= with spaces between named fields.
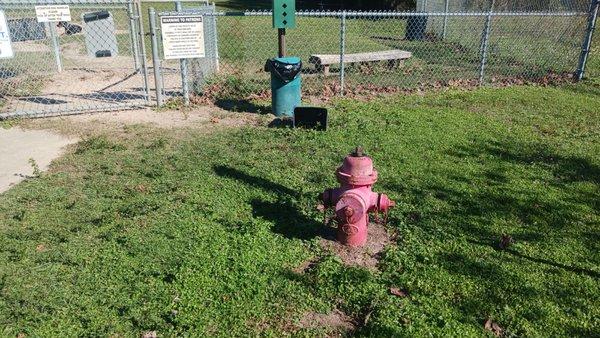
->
xmin=389 ymin=287 xmax=408 ymax=298
xmin=484 ymin=318 xmax=504 ymax=337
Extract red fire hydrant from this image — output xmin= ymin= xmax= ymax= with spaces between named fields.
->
xmin=320 ymin=147 xmax=395 ymax=247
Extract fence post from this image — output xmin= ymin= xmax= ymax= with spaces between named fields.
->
xmin=135 ymin=1 xmax=150 ymax=104
xmin=47 ymin=22 xmax=62 ymax=72
xmin=127 ymin=2 xmax=141 ymax=71
xmin=148 ymin=7 xmax=164 ymax=107
xmin=576 ymin=0 xmax=599 ymax=80
xmin=442 ymin=0 xmax=449 ymax=39
xmin=479 ymin=7 xmax=494 ymax=84
xmin=339 ymin=11 xmax=346 ymax=96
xmin=212 ymin=2 xmax=220 ymax=73
xmin=175 ymin=1 xmax=190 ymax=105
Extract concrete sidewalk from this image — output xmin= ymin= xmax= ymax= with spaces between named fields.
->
xmin=0 ymin=128 xmax=76 ymax=194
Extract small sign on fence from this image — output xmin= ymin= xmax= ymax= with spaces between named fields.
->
xmin=0 ymin=10 xmax=14 ymax=59
xmin=35 ymin=5 xmax=71 ymax=23
xmin=160 ymin=15 xmax=205 ymax=60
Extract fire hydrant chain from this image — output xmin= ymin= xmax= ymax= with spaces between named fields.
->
xmin=320 ymin=147 xmax=395 ymax=247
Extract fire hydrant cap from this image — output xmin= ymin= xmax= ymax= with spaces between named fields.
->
xmin=336 ymin=147 xmax=378 ymax=186
xmin=335 ymin=193 xmax=367 ymax=225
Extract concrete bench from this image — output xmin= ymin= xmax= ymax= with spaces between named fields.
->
xmin=309 ymin=50 xmax=412 ymax=75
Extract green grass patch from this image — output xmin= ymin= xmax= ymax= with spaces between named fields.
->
xmin=1 ymin=79 xmax=599 ymax=336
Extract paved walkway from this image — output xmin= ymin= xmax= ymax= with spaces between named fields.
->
xmin=0 ymin=128 xmax=76 ymax=194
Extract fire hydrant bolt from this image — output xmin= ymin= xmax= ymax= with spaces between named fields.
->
xmin=320 ymin=148 xmax=395 ymax=247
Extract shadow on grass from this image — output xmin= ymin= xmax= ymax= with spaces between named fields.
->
xmin=213 ymin=165 xmax=298 ymax=197
xmin=214 ymin=0 xmax=270 ymax=10
xmin=467 ymin=239 xmax=600 ymax=279
xmin=213 ymin=165 xmax=327 ymax=240
xmin=214 ymin=98 xmax=272 ymax=114
xmin=380 ymin=138 xmax=599 ymax=322
xmin=562 ymin=81 xmax=600 ymax=96
xmin=449 ymin=140 xmax=600 ymax=185
xmin=251 ymin=199 xmax=333 ymax=240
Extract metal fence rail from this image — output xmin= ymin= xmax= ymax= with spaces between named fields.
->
xmin=0 ymin=0 xmax=598 ymax=118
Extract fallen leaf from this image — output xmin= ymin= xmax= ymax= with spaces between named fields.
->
xmin=484 ymin=318 xmax=503 ymax=337
xmin=499 ymin=234 xmax=514 ymax=250
xmin=389 ymin=287 xmax=408 ymax=297
xmin=136 ymin=184 xmax=148 ymax=193
xmin=142 ymin=331 xmax=157 ymax=338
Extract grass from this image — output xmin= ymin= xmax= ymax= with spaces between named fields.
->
xmin=1 ymin=75 xmax=599 ymax=336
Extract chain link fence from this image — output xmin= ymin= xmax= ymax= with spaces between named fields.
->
xmin=0 ymin=0 xmax=149 ymax=118
xmin=0 ymin=0 xmax=597 ymax=118
xmin=587 ymin=20 xmax=600 ymax=80
xmin=148 ymin=6 xmax=595 ymax=111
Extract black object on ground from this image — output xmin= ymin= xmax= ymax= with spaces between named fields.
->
xmin=8 ymin=18 xmax=46 ymax=42
xmin=405 ymin=16 xmax=428 ymax=41
xmin=57 ymin=21 xmax=82 ymax=35
xmin=294 ymin=107 xmax=328 ymax=130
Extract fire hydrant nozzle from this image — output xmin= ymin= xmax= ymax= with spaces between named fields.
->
xmin=320 ymin=148 xmax=395 ymax=247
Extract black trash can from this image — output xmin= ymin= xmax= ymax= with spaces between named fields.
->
xmin=405 ymin=16 xmax=428 ymax=41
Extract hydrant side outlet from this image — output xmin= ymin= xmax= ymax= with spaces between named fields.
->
xmin=321 ymin=148 xmax=395 ymax=247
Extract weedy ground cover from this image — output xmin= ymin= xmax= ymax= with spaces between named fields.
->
xmin=1 ymin=74 xmax=599 ymax=336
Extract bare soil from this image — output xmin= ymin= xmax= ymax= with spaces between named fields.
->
xmin=297 ymin=309 xmax=356 ymax=334
xmin=22 ymin=106 xmax=271 ymax=139
xmin=319 ymin=222 xmax=393 ymax=270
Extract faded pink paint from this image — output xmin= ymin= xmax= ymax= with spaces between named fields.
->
xmin=321 ymin=148 xmax=395 ymax=247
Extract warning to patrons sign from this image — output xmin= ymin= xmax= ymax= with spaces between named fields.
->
xmin=161 ymin=15 xmax=205 ymax=60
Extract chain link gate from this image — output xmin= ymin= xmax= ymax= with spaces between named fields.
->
xmin=146 ymin=2 xmax=219 ymax=107
xmin=0 ymin=0 xmax=150 ymax=119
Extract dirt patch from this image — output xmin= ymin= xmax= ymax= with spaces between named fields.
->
xmin=13 ymin=41 xmax=51 ymax=53
xmin=292 ymin=256 xmax=321 ymax=274
xmin=319 ymin=222 xmax=393 ymax=270
xmin=297 ymin=309 xmax=356 ymax=334
xmin=22 ymin=106 xmax=270 ymax=138
xmin=65 ymin=107 xmax=213 ymax=129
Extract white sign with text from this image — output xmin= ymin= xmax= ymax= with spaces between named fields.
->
xmin=35 ymin=5 xmax=71 ymax=23
xmin=161 ymin=15 xmax=205 ymax=60
xmin=0 ymin=10 xmax=14 ymax=59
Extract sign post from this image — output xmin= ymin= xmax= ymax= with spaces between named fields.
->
xmin=272 ymin=0 xmax=296 ymax=57
xmin=35 ymin=5 xmax=70 ymax=72
xmin=0 ymin=10 xmax=14 ymax=59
